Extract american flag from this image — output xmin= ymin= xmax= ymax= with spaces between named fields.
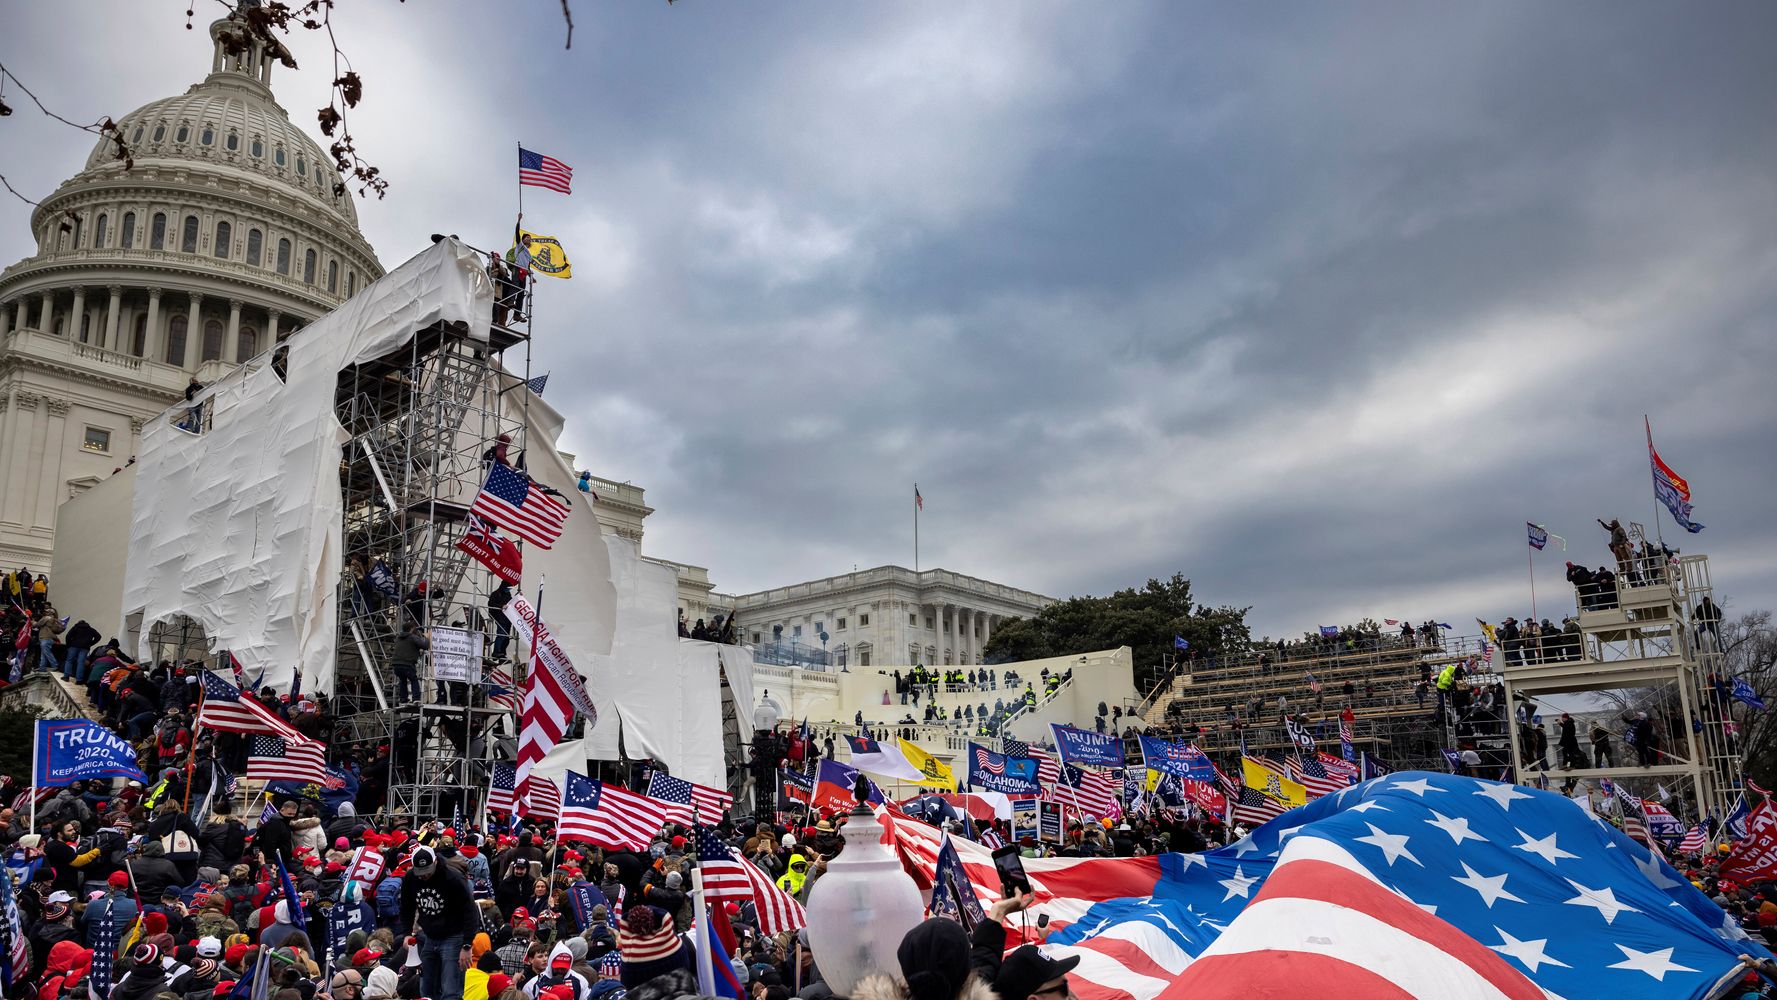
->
xmin=525 ymin=373 xmax=549 ymax=396
xmin=484 ymin=662 xmax=519 ymax=713
xmin=645 ymin=772 xmax=733 ymax=825
xmin=1048 ymin=763 xmax=1119 ymax=820
xmin=0 ymin=863 xmax=26 ymax=990
xmin=1228 ymin=782 xmax=1292 ymax=826
xmin=471 ymin=465 xmax=570 ymax=549
xmin=197 ymin=670 xmax=304 ymax=741
xmin=488 ymin=760 xmax=519 ymax=816
xmin=1614 ymin=791 xmax=1651 ymax=847
xmin=87 ymin=894 xmax=122 ymax=997
xmin=518 ymin=147 xmax=573 ymax=194
xmin=528 ymin=775 xmax=561 ymax=824
xmin=974 ymin=746 xmax=1006 ymax=775
xmin=1002 ymin=737 xmax=1030 ymax=759
xmin=1026 ymin=747 xmax=1062 ymax=787
xmin=694 ymin=825 xmax=806 ymax=934
xmin=247 ymin=734 xmax=328 ymax=784
xmin=1678 ymin=824 xmax=1708 ymax=853
xmin=557 ymin=771 xmax=669 ymax=852
xmin=1285 ymin=754 xmax=1352 ymax=800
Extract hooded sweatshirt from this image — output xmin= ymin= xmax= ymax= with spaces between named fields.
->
xmin=521 ymin=944 xmax=590 ymax=1000
xmin=775 ymin=854 xmax=808 ymax=896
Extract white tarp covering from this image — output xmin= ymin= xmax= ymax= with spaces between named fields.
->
xmin=122 ymin=239 xmax=493 ymax=694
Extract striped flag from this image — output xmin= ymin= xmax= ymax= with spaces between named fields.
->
xmin=1025 ymin=747 xmax=1062 ymax=787
xmin=694 ymin=824 xmax=805 ymax=934
xmin=1001 ymin=737 xmax=1030 ymax=759
xmin=645 ymin=772 xmax=734 ymax=825
xmin=487 ymin=760 xmax=519 ymax=816
xmin=505 ymin=594 xmax=596 ymax=818
xmin=1678 ymin=824 xmax=1708 ymax=854
xmin=518 ymin=147 xmax=573 ymax=194
xmin=1048 ymin=763 xmax=1120 ymax=819
xmin=484 ymin=662 xmax=520 ymax=714
xmin=197 ymin=670 xmax=304 ymax=741
xmin=246 ymin=733 xmax=329 ymax=784
xmin=471 ymin=465 xmax=570 ymax=549
xmin=557 ymin=771 xmax=670 ymax=852
xmin=1285 ymin=754 xmax=1355 ymax=800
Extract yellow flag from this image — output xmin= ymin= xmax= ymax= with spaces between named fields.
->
xmin=1476 ymin=618 xmax=1498 ymax=646
xmin=897 ymin=738 xmax=957 ymax=791
xmin=1144 ymin=768 xmax=1162 ymax=792
xmin=511 ymin=229 xmax=571 ymax=279
xmin=1242 ymin=756 xmax=1307 ymax=808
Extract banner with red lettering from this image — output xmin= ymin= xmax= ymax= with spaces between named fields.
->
xmin=1720 ymin=800 xmax=1777 ymax=882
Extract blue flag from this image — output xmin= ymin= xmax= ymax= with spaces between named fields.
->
xmin=1137 ymin=735 xmax=1217 ymax=784
xmin=1049 ymin=722 xmax=1124 ymax=768
xmin=568 ymin=882 xmax=611 ymax=927
xmin=1731 ymin=677 xmax=1766 ymax=711
xmin=268 ymin=764 xmax=360 ymax=817
xmin=1527 ymin=522 xmax=1549 ymax=550
xmin=1172 ymin=636 xmax=1190 ymax=651
xmin=929 ymin=835 xmax=986 ymax=927
xmin=34 ymin=720 xmax=149 ymax=787
xmin=1318 ymin=625 xmax=1340 ymax=637
xmin=967 ymin=743 xmax=1042 ymax=795
xmin=367 ymin=559 xmax=400 ymax=598
xmin=275 ymin=857 xmax=306 ymax=932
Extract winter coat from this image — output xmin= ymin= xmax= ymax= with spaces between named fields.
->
xmin=293 ymin=817 xmax=328 ymax=856
xmin=621 ymin=969 xmax=697 ymax=1000
xmin=853 ymin=972 xmax=999 ymax=1000
xmin=109 ymin=966 xmax=167 ymax=1000
xmin=198 ymin=818 xmax=247 ymax=871
xmin=129 ymin=842 xmax=184 ymax=902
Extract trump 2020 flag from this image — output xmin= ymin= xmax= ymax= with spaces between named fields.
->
xmin=1050 ymin=722 xmax=1124 ymax=768
xmin=1731 ymin=677 xmax=1766 ymax=711
xmin=1527 ymin=522 xmax=1549 ymax=551
xmin=35 ymin=719 xmax=149 ymax=787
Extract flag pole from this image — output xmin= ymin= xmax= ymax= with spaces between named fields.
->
xmin=1644 ymin=415 xmax=1668 ymax=553
xmin=1527 ymin=540 xmax=1538 ymax=622
xmin=689 ymin=806 xmax=717 ymax=996
xmin=516 ymin=141 xmax=524 ymax=233
xmin=913 ymin=484 xmax=920 ymax=573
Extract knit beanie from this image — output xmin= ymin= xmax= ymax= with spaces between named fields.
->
xmin=616 ymin=908 xmax=687 ymax=988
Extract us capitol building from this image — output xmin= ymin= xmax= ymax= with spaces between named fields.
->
xmin=3 ymin=7 xmax=1053 ymax=649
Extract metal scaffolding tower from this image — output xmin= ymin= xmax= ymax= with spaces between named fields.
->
xmin=328 ymin=300 xmax=533 ymax=823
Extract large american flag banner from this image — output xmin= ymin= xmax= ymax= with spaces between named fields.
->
xmin=518 ymin=147 xmax=573 ymax=194
xmin=471 ymin=465 xmax=570 ymax=549
xmin=488 ymin=760 xmax=519 ymax=816
xmin=694 ymin=824 xmax=805 ymax=934
xmin=197 ymin=670 xmax=304 ymax=740
xmin=645 ymin=772 xmax=734 ymax=825
xmin=247 ymin=734 xmax=328 ymax=784
xmin=557 ymin=771 xmax=668 ymax=851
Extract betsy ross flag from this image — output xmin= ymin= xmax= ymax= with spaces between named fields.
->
xmin=471 ymin=465 xmax=570 ymax=549
xmin=518 ymin=146 xmax=572 ymax=194
xmin=645 ymin=772 xmax=734 ymax=825
xmin=694 ymin=824 xmax=806 ymax=934
xmin=557 ymin=771 xmax=671 ymax=852
xmin=198 ymin=671 xmax=304 ymax=741
xmin=457 ymin=513 xmax=522 ymax=584
xmin=1647 ymin=416 xmax=1703 ymax=534
xmin=247 ymin=734 xmax=328 ymax=784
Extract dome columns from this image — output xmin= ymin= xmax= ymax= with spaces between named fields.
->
xmin=144 ymin=288 xmax=164 ymax=363
xmin=104 ymin=286 xmax=124 ymax=351
xmin=226 ymin=298 xmax=243 ymax=356
xmin=68 ymin=287 xmax=87 ymax=342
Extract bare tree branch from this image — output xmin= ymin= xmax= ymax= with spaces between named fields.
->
xmin=0 ymin=62 xmax=130 ymax=211
xmin=560 ymin=0 xmax=575 ymax=49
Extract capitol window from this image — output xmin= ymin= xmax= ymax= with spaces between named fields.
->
xmin=202 ymin=319 xmax=224 ymax=362
xmin=200 ymin=126 xmax=214 ymax=146
xmin=296 ymin=155 xmax=306 ymax=175
xmin=175 ymin=125 xmax=189 ymax=143
xmin=95 ymin=214 xmax=108 ymax=248
xmin=132 ymin=315 xmax=147 ymax=356
xmin=181 ymin=215 xmax=199 ymax=253
xmin=132 ymin=125 xmax=144 ymax=143
xmin=274 ymin=146 xmax=286 ymax=166
xmin=213 ymin=221 xmax=231 ymax=259
xmin=247 ymin=228 xmax=263 ymax=266
xmin=837 ymin=617 xmax=847 ymax=630
xmin=303 ymin=249 xmax=316 ymax=284
xmin=166 ymin=316 xmax=188 ymax=366
xmin=153 ymin=124 xmax=166 ymax=142
xmin=346 ymin=271 xmax=355 ymax=296
xmin=276 ymin=238 xmax=291 ymax=275
xmin=121 ymin=212 xmax=136 ymax=249
xmin=251 ymin=137 xmax=263 ymax=158
xmin=859 ymin=613 xmax=870 ymax=626
xmin=327 ymin=260 xmax=338 ymax=292
xmin=150 ymin=213 xmax=167 ymax=250
xmin=225 ymin=131 xmax=239 ymax=151
xmin=237 ymin=325 xmax=258 ymax=362
xmin=82 ymin=427 xmax=112 ymax=455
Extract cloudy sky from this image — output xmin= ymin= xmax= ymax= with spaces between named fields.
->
xmin=4 ymin=2 xmax=1774 ymax=640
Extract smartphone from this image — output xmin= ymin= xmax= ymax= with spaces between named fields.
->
xmin=991 ymin=844 xmax=1033 ymax=896
xmin=1037 ymin=914 xmax=1049 ymax=928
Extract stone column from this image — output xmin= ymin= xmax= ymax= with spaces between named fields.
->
xmin=187 ymin=291 xmax=203 ymax=367
xmin=267 ymin=308 xmax=282 ymax=342
xmin=5 ymin=392 xmax=41 ymax=527
xmin=982 ymin=614 xmax=994 ymax=653
xmin=144 ymin=288 xmax=163 ymax=360
xmin=104 ymin=285 xmax=123 ymax=351
xmin=0 ymin=396 xmax=12 ymax=524
xmin=36 ymin=399 xmax=71 ymax=529
xmin=226 ymin=298 xmax=242 ymax=360
xmin=128 ymin=417 xmax=145 ymax=461
xmin=963 ymin=609 xmax=976 ymax=665
xmin=11 ymin=299 xmax=24 ymax=333
xmin=35 ymin=292 xmax=53 ymax=334
xmin=69 ymin=287 xmax=87 ymax=342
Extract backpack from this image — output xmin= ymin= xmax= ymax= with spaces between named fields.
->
xmin=376 ymin=873 xmax=404 ymax=918
xmin=162 ymin=829 xmax=199 ymax=859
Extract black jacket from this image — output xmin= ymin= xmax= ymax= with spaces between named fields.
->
xmin=128 ymin=844 xmax=183 ymax=902
xmin=400 ymin=866 xmax=479 ymax=942
xmin=257 ymin=814 xmax=295 ymax=868
xmin=199 ymin=818 xmax=247 ymax=870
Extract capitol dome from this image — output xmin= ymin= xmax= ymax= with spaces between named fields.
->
xmin=0 ymin=7 xmax=385 ymax=570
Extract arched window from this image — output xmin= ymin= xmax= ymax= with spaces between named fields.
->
xmin=276 ymin=238 xmax=291 ymax=275
xmin=132 ymin=124 xmax=144 ymax=143
xmin=327 ymin=260 xmax=338 ymax=292
xmin=213 ymin=221 xmax=231 ymax=258
xmin=131 ymin=314 xmax=147 ymax=357
xmin=121 ymin=212 xmax=136 ymax=249
xmin=200 ymin=125 xmax=215 ymax=146
xmin=296 ymin=155 xmax=306 ymax=175
xmin=165 ymin=316 xmax=188 ymax=366
xmin=274 ymin=146 xmax=286 ymax=166
xmin=202 ymin=319 xmax=224 ymax=361
xmin=71 ymin=216 xmax=83 ymax=248
xmin=251 ymin=137 xmax=263 ymax=158
xmin=237 ymin=325 xmax=259 ymax=362
xmin=246 ymin=228 xmax=263 ymax=266
xmin=181 ymin=215 xmax=199 ymax=253
xmin=150 ymin=213 xmax=167 ymax=250
xmin=346 ymin=271 xmax=355 ymax=296
xmin=152 ymin=124 xmax=166 ymax=142
xmin=303 ymin=249 xmax=316 ymax=284
xmin=225 ymin=131 xmax=239 ymax=152
xmin=78 ymin=310 xmax=92 ymax=344
xmin=175 ymin=124 xmax=189 ymax=143
xmin=94 ymin=214 xmax=108 ymax=248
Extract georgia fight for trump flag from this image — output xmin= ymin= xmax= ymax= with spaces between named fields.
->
xmin=882 ymin=772 xmax=1771 ymax=1000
